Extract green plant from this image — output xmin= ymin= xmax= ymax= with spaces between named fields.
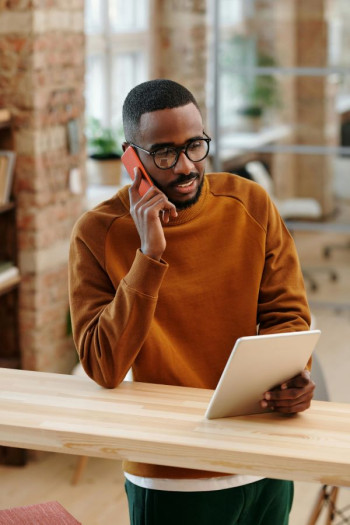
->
xmin=86 ymin=117 xmax=123 ymax=158
xmin=221 ymin=36 xmax=281 ymax=117
xmin=246 ymin=53 xmax=281 ymax=112
xmin=236 ymin=106 xmax=263 ymax=118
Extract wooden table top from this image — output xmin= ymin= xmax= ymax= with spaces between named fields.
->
xmin=1 ymin=367 xmax=350 ymax=486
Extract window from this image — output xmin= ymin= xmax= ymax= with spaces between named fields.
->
xmin=85 ymin=0 xmax=150 ymax=132
xmin=209 ymin=0 xmax=350 ymax=206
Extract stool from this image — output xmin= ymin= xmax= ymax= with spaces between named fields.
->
xmin=0 ymin=501 xmax=81 ymax=524
xmin=307 ymin=485 xmax=341 ymax=525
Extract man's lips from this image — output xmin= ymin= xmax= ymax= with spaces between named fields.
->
xmin=171 ymin=176 xmax=199 ymax=195
xmin=176 ymin=178 xmax=196 ymax=188
xmin=170 ymin=174 xmax=199 ymax=188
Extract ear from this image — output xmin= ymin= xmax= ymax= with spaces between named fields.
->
xmin=122 ymin=142 xmax=128 ymax=152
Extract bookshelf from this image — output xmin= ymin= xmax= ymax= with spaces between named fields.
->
xmin=0 ymin=110 xmax=26 ymax=465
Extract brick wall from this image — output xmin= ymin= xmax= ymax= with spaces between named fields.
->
xmin=294 ymin=0 xmax=337 ymax=215
xmin=150 ymin=0 xmax=207 ymax=119
xmin=0 ymin=0 xmax=208 ymax=375
xmin=254 ymin=0 xmax=298 ymax=199
xmin=0 ymin=1 xmax=85 ymax=373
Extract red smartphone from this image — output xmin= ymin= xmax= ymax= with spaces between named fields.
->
xmin=121 ymin=146 xmax=154 ymax=197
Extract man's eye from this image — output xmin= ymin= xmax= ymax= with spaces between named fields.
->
xmin=155 ymin=148 xmax=175 ymax=157
xmin=188 ymin=141 xmax=202 ymax=150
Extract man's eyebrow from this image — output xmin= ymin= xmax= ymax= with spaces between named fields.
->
xmin=149 ymin=142 xmax=175 ymax=150
xmin=149 ymin=135 xmax=206 ymax=151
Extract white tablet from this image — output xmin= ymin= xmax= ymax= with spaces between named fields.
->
xmin=205 ymin=330 xmax=321 ymax=419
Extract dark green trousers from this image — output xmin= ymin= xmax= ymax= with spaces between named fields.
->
xmin=125 ymin=478 xmax=294 ymax=525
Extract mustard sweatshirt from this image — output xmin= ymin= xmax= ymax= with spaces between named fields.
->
xmin=69 ymin=172 xmax=311 ymax=479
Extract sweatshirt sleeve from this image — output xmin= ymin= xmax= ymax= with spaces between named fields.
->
xmin=257 ymin=197 xmax=311 ymax=337
xmin=69 ymin=215 xmax=168 ymax=388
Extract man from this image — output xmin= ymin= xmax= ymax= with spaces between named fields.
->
xmin=69 ymin=79 xmax=315 ymax=525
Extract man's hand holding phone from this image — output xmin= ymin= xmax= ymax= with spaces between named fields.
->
xmin=123 ymin=148 xmax=177 ymax=261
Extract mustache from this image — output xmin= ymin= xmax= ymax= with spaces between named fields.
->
xmin=170 ymin=173 xmax=199 ymax=187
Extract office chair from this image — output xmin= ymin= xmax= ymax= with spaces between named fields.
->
xmin=244 ymin=161 xmax=337 ymax=291
xmin=244 ymin=161 xmax=322 ymax=220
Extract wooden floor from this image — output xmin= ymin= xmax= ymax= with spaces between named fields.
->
xmin=0 ymin=454 xmax=129 ymax=524
xmin=1 ymin=204 xmax=350 ymax=525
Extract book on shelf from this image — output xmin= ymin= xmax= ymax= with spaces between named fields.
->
xmin=0 ymin=150 xmax=16 ymax=205
xmin=0 ymin=261 xmax=20 ymax=288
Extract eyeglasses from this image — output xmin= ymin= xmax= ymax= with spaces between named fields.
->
xmin=128 ymin=132 xmax=211 ymax=170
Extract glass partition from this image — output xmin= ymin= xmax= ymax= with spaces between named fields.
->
xmin=208 ymin=0 xmax=350 ymax=310
xmin=208 ymin=0 xmax=350 ymax=207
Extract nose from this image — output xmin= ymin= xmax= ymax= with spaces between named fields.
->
xmin=173 ymin=150 xmax=195 ymax=175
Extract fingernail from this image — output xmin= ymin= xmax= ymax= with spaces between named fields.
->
xmin=261 ymin=400 xmax=268 ymax=408
xmin=281 ymin=383 xmax=287 ymax=390
xmin=265 ymin=393 xmax=271 ymax=400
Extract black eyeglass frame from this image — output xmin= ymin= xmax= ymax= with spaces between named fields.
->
xmin=127 ymin=132 xmax=211 ymax=170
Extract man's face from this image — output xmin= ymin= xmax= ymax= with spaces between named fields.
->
xmin=136 ymin=103 xmax=207 ymax=210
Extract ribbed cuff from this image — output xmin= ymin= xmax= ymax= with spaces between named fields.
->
xmin=123 ymin=249 xmax=168 ymax=298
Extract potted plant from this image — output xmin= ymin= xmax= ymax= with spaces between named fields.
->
xmin=221 ymin=36 xmax=281 ymax=132
xmin=236 ymin=105 xmax=264 ymax=132
xmin=237 ymin=53 xmax=281 ymax=131
xmin=86 ymin=117 xmax=124 ymax=186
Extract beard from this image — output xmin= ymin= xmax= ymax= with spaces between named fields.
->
xmin=150 ymin=172 xmax=204 ymax=210
xmin=170 ymin=176 xmax=204 ymax=210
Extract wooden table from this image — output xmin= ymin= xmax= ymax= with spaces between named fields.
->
xmin=1 ymin=367 xmax=350 ymax=486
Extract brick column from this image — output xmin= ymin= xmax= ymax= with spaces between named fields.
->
xmin=270 ymin=0 xmax=298 ymax=199
xmin=149 ymin=0 xmax=207 ymax=119
xmin=0 ymin=2 xmax=86 ymax=372
xmin=294 ymin=0 xmax=337 ymax=215
xmin=250 ymin=0 xmax=298 ymax=199
xmin=253 ymin=0 xmax=337 ymax=214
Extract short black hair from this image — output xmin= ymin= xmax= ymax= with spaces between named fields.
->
xmin=122 ymin=79 xmax=200 ymax=142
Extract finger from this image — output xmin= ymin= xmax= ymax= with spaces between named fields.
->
xmin=161 ymin=203 xmax=178 ymax=221
xmin=128 ymin=168 xmax=143 ymax=201
xmin=137 ymin=192 xmax=177 ymax=217
xmin=261 ymin=397 xmax=312 ymax=413
xmin=280 ymin=370 xmax=311 ymax=390
xmin=161 ymin=209 xmax=170 ymax=224
xmin=135 ymin=183 xmax=177 ymax=216
xmin=273 ymin=399 xmax=313 ymax=414
xmin=131 ymin=180 xmax=177 ymax=214
xmin=264 ymin=370 xmax=313 ymax=397
xmin=263 ymin=380 xmax=315 ymax=402
xmin=131 ymin=186 xmax=165 ymax=216
xmin=262 ymin=389 xmax=314 ymax=408
xmin=170 ymin=205 xmax=178 ymax=218
xmin=136 ymin=194 xmax=173 ymax=220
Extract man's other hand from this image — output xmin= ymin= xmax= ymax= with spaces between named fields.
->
xmin=260 ymin=370 xmax=315 ymax=414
